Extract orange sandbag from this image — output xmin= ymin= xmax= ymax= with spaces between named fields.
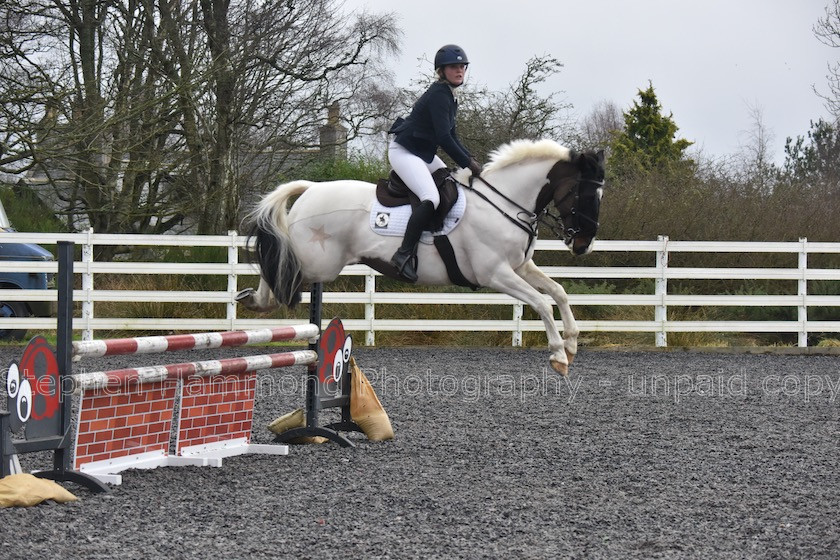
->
xmin=0 ymin=473 xmax=77 ymax=508
xmin=349 ymin=357 xmax=394 ymax=441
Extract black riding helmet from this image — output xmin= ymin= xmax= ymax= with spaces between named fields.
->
xmin=434 ymin=44 xmax=469 ymax=69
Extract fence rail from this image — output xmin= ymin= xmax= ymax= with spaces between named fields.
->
xmin=1 ymin=231 xmax=839 ymax=347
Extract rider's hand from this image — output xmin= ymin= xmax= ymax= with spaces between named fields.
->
xmin=468 ymin=158 xmax=482 ymax=175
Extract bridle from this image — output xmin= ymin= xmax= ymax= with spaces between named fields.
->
xmin=460 ymin=170 xmax=603 ymax=250
xmin=540 ymin=176 xmax=604 ymax=246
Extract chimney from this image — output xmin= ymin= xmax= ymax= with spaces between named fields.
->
xmin=319 ymin=101 xmax=348 ymax=161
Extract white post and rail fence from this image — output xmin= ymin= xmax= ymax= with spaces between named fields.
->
xmin=1 ymin=231 xmax=839 ymax=347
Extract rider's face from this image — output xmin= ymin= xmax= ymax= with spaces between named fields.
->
xmin=443 ymin=64 xmax=467 ymax=86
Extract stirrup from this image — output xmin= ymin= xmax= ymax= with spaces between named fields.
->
xmin=390 ymin=248 xmax=418 ymax=282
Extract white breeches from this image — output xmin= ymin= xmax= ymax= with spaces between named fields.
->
xmin=388 ymin=140 xmax=446 ymax=209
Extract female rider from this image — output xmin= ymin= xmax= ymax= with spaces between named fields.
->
xmin=388 ymin=44 xmax=482 ymax=282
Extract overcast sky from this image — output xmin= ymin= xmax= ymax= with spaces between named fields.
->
xmin=342 ymin=0 xmax=836 ymax=165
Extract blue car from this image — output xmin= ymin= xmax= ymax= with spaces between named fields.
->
xmin=0 ymin=199 xmax=55 ymax=340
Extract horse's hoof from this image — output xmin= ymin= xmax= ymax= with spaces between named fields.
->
xmin=550 ymin=357 xmax=569 ymax=376
xmin=235 ymin=288 xmax=254 ymax=304
xmin=566 ymin=350 xmax=576 ymax=365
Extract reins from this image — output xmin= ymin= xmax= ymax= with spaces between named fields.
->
xmin=459 ymin=172 xmax=603 ymax=251
xmin=464 ymin=175 xmax=539 ymax=241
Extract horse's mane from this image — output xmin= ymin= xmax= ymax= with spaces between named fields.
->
xmin=484 ymin=139 xmax=573 ymax=173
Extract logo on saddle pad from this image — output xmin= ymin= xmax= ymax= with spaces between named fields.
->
xmin=374 ymin=212 xmax=390 ymax=229
xmin=369 ymin=187 xmax=467 ymax=243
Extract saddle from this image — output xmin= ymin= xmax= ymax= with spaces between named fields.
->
xmin=375 ymin=168 xmax=460 ymax=232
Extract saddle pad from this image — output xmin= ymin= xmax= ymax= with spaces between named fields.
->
xmin=369 ymin=185 xmax=467 ymax=244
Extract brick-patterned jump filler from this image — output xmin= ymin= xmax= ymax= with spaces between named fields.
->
xmin=2 ymin=242 xmax=331 ymax=492
xmin=71 ymin=328 xmax=318 ymax=486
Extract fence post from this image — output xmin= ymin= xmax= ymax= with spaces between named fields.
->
xmin=365 ymin=271 xmax=376 ymax=346
xmin=798 ymin=237 xmax=808 ymax=347
xmin=227 ymin=230 xmax=239 ymax=329
xmin=81 ymin=228 xmax=95 ymax=341
xmin=655 ymin=235 xmax=669 ymax=347
xmin=512 ymin=303 xmax=523 ymax=347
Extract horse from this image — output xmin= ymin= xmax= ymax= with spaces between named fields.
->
xmin=236 ymin=139 xmax=605 ymax=374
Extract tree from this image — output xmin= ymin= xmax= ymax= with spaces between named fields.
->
xmin=754 ymin=118 xmax=840 ymax=242
xmin=782 ymin=118 xmax=840 ymax=188
xmin=572 ymin=99 xmax=624 ymax=154
xmin=0 ymin=0 xmax=399 ymax=249
xmin=732 ymin=103 xmax=777 ymax=195
xmin=597 ymin=83 xmax=700 ymax=242
xmin=609 ymin=82 xmax=693 ymax=175
xmin=450 ymin=55 xmax=573 ymax=162
xmin=814 ymin=0 xmax=840 ymax=120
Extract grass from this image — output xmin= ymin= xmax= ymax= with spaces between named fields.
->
xmin=816 ymin=338 xmax=840 ymax=348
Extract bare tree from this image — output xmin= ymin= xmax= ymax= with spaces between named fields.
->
xmin=814 ymin=0 xmax=840 ymax=120
xmin=0 ymin=0 xmax=400 ymax=245
xmin=455 ymin=55 xmax=573 ymax=162
xmin=573 ymin=99 xmax=624 ymax=153
xmin=734 ymin=102 xmax=777 ymax=195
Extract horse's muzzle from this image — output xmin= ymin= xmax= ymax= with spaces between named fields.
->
xmin=571 ymin=237 xmax=594 ymax=256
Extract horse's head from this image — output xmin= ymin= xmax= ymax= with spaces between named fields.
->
xmin=539 ymin=149 xmax=605 ymax=255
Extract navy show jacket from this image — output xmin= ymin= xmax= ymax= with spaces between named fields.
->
xmin=390 ymin=81 xmax=472 ymax=168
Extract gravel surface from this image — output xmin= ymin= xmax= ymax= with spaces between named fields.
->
xmin=1 ymin=344 xmax=839 ymax=559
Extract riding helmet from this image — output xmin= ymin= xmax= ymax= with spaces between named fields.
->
xmin=434 ymin=44 xmax=469 ymax=69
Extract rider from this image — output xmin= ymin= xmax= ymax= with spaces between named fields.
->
xmin=388 ymin=44 xmax=483 ymax=283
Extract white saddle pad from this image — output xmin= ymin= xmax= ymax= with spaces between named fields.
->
xmin=369 ymin=185 xmax=467 ymax=244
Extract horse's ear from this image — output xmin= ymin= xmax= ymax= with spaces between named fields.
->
xmin=596 ymin=149 xmax=605 ymax=163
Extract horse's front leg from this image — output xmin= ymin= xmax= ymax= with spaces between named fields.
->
xmin=488 ymin=268 xmax=569 ymax=375
xmin=515 ymin=260 xmax=579 ymax=365
xmin=235 ymin=277 xmax=279 ymax=312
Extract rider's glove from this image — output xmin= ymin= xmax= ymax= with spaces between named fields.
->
xmin=468 ymin=158 xmax=482 ymax=176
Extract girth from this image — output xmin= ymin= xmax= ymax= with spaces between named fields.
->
xmin=375 ymin=168 xmax=459 ymax=232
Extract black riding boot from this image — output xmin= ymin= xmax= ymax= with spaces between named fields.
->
xmin=390 ymin=200 xmax=435 ymax=282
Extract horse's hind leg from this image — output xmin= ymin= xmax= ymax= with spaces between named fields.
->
xmin=516 ymin=260 xmax=579 ymax=365
xmin=488 ymin=267 xmax=569 ymax=375
xmin=235 ymin=278 xmax=279 ymax=312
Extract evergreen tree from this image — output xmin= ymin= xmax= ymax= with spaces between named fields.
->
xmin=610 ymin=82 xmax=693 ymax=174
xmin=782 ymin=119 xmax=840 ymax=188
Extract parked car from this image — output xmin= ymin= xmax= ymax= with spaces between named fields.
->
xmin=0 ymin=198 xmax=54 ymax=340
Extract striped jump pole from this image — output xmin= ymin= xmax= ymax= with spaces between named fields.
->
xmin=72 ymin=349 xmax=317 ymax=391
xmin=72 ymin=324 xmax=319 ymax=360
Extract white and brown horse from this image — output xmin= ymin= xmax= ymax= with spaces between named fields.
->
xmin=237 ymin=139 xmax=605 ymax=374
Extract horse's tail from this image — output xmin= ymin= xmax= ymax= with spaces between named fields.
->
xmin=246 ymin=180 xmax=315 ymax=308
